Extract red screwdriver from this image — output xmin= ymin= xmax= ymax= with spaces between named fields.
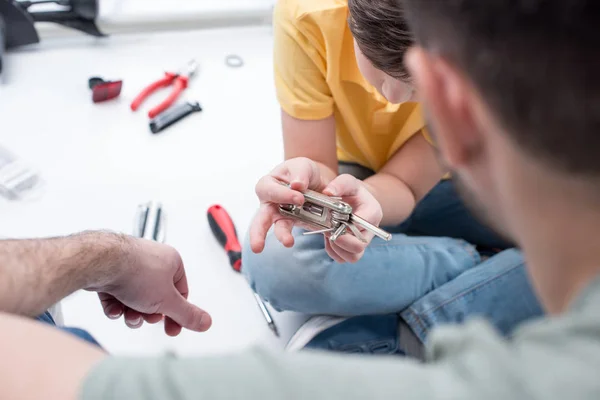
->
xmin=207 ymin=204 xmax=242 ymax=272
xmin=207 ymin=205 xmax=279 ymax=337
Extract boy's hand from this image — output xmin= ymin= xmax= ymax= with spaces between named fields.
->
xmin=250 ymin=157 xmax=328 ymax=252
xmin=321 ymin=174 xmax=383 ymax=263
xmin=249 ymin=157 xmax=383 ymax=263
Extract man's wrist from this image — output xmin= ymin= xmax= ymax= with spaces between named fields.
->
xmin=0 ymin=230 xmax=133 ymax=316
xmin=73 ymin=231 xmax=132 ymax=292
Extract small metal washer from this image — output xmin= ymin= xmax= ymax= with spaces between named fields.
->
xmin=225 ymin=54 xmax=244 ymax=68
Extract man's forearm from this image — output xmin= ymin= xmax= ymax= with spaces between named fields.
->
xmin=364 ymin=172 xmax=417 ymax=226
xmin=0 ymin=231 xmax=126 ymax=316
xmin=0 ymin=312 xmax=106 ymax=400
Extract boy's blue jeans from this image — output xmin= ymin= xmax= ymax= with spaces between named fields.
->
xmin=36 ymin=311 xmax=102 ymax=348
xmin=242 ymin=179 xmax=543 ymax=342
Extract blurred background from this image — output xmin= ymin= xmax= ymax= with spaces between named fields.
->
xmin=0 ymin=0 xmax=309 ymax=357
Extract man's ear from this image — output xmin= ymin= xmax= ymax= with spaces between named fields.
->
xmin=405 ymin=47 xmax=480 ymax=170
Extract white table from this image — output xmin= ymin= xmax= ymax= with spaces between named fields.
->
xmin=0 ymin=26 xmax=307 ymax=356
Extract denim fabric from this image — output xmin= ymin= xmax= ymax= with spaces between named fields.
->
xmin=242 ymin=178 xmax=542 ymax=342
xmin=402 ymin=249 xmax=543 ymax=341
xmin=243 ymin=230 xmax=481 ymax=316
xmin=36 ymin=311 xmax=102 ymax=348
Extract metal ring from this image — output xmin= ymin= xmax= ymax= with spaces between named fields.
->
xmin=225 ymin=54 xmax=244 ymax=68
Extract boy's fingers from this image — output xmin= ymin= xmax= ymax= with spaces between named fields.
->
xmin=329 ymin=240 xmax=364 ymax=264
xmin=323 ymin=174 xmax=360 ymax=197
xmin=273 ymin=158 xmax=324 ymax=192
xmin=324 ymin=239 xmax=345 ymax=263
xmin=332 ymin=234 xmax=368 ymax=255
xmin=249 ymin=205 xmax=275 ymax=253
xmin=256 ymin=176 xmax=304 ymax=205
xmin=353 ymin=202 xmax=383 ymax=227
xmin=274 ymin=219 xmax=295 ymax=247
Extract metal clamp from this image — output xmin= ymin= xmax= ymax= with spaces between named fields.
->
xmin=278 ymin=183 xmax=391 ymax=243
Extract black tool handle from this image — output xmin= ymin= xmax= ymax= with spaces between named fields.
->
xmin=149 ymin=101 xmax=202 ymax=134
xmin=0 ymin=16 xmax=5 ymax=75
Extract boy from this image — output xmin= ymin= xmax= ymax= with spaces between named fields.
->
xmin=242 ymin=0 xmax=540 ymax=354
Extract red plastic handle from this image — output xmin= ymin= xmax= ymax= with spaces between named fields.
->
xmin=147 ymin=76 xmax=188 ymax=118
xmin=130 ymin=72 xmax=177 ymax=112
xmin=92 ymin=80 xmax=123 ymax=103
xmin=207 ymin=205 xmax=242 ymax=272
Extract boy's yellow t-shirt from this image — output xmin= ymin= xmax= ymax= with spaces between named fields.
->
xmin=273 ymin=0 xmax=427 ymax=172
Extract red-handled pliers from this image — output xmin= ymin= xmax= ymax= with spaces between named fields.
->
xmin=130 ymin=59 xmax=199 ymax=119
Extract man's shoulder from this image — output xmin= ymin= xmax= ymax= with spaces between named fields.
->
xmin=276 ymin=0 xmax=347 ymax=31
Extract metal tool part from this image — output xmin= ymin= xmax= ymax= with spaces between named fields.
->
xmin=277 ymin=182 xmax=391 ymax=243
xmin=225 ymin=54 xmax=244 ymax=68
xmin=351 ymin=213 xmax=392 ymax=241
xmin=133 ymin=201 xmax=165 ymax=242
xmin=253 ymin=292 xmax=279 ymax=337
xmin=0 ymin=145 xmax=44 ymax=201
xmin=149 ymin=101 xmax=202 ymax=134
xmin=206 ymin=204 xmax=280 ymax=337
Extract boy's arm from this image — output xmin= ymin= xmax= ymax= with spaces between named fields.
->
xmin=273 ymin=0 xmax=339 ymax=183
xmin=282 ymin=110 xmax=339 ymax=184
xmin=364 ymin=132 xmax=445 ymax=226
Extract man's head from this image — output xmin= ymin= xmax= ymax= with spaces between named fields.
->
xmin=348 ymin=0 xmax=415 ymax=103
xmin=398 ymin=0 xmax=600 ymax=248
xmin=353 ymin=0 xmax=600 ymax=245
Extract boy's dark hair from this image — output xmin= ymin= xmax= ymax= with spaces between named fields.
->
xmin=402 ymin=0 xmax=600 ymax=177
xmin=347 ymin=0 xmax=414 ymax=81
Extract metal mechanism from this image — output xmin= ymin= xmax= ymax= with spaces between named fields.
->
xmin=133 ymin=201 xmax=166 ymax=243
xmin=278 ymin=182 xmax=392 ymax=243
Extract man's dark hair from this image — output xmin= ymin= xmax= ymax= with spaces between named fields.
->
xmin=402 ymin=0 xmax=600 ymax=177
xmin=347 ymin=0 xmax=414 ymax=81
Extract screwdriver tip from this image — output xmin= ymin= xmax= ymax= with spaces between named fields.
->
xmin=269 ymin=322 xmax=280 ymax=337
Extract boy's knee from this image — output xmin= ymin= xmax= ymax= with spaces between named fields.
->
xmin=241 ymin=230 xmax=332 ymax=313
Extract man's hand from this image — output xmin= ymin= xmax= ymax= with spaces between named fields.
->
xmin=0 ymin=231 xmax=211 ymax=336
xmin=321 ymin=174 xmax=383 ymax=263
xmin=88 ymin=237 xmax=212 ymax=337
xmin=249 ymin=157 xmax=329 ymax=252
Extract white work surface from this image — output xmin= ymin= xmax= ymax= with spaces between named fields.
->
xmin=0 ymin=26 xmax=308 ymax=356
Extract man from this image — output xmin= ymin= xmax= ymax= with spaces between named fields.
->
xmin=4 ymin=0 xmax=600 ymax=398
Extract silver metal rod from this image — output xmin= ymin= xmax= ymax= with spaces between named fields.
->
xmin=351 ymin=214 xmax=392 ymax=241
xmin=329 ymin=224 xmax=347 ymax=242
xmin=303 ymin=227 xmax=336 ymax=236
xmin=253 ymin=292 xmax=279 ymax=337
